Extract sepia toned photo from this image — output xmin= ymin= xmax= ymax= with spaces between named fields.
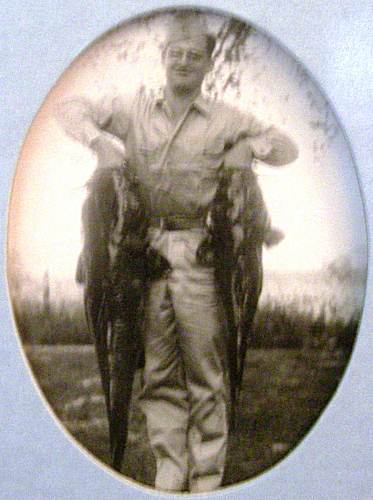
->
xmin=6 ymin=7 xmax=368 ymax=494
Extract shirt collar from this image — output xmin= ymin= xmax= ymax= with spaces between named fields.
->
xmin=193 ymin=93 xmax=211 ymax=117
xmin=154 ymin=88 xmax=211 ymax=118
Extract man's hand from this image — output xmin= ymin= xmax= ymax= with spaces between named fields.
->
xmin=90 ymin=131 xmax=127 ymax=169
xmin=249 ymin=126 xmax=299 ymax=166
xmin=264 ymin=226 xmax=285 ymax=247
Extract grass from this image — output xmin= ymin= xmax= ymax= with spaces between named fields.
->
xmin=12 ymin=297 xmax=91 ymax=345
xmin=25 ymin=344 xmax=350 ymax=489
xmin=12 ymin=267 xmax=364 ymax=488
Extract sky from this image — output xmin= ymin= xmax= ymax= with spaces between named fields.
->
xmin=7 ymin=11 xmax=367 ymax=297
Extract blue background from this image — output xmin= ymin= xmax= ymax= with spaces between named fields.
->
xmin=1 ymin=1 xmax=372 ymax=498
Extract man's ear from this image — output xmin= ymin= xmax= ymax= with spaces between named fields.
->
xmin=161 ymin=44 xmax=167 ymax=65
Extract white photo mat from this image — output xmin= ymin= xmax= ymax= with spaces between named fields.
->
xmin=1 ymin=1 xmax=372 ymax=498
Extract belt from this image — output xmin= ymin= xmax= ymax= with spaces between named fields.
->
xmin=150 ymin=215 xmax=204 ymax=231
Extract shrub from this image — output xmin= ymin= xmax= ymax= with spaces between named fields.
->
xmin=250 ymin=299 xmax=359 ymax=351
xmin=12 ymin=296 xmax=91 ymax=345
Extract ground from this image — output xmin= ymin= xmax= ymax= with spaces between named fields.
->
xmin=25 ymin=345 xmax=348 ymax=490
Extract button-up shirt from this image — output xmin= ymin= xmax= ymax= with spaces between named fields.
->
xmin=57 ymin=87 xmax=296 ymax=217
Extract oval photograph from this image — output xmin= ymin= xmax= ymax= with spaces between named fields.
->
xmin=7 ymin=7 xmax=367 ymax=494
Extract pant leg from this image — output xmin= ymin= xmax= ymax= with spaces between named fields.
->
xmin=140 ymin=278 xmax=189 ymax=491
xmin=141 ymin=229 xmax=228 ymax=493
xmin=168 ymin=230 xmax=228 ymax=493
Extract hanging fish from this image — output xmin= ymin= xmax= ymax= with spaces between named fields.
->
xmin=197 ymin=161 xmax=283 ymax=427
xmin=77 ymin=165 xmax=169 ymax=471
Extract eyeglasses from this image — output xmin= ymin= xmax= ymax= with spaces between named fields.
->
xmin=166 ymin=47 xmax=206 ymax=64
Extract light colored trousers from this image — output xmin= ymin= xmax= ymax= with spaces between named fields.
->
xmin=140 ymin=228 xmax=228 ymax=493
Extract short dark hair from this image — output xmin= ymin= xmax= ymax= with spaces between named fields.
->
xmin=205 ymin=34 xmax=216 ymax=58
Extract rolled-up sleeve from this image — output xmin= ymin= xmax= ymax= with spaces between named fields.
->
xmin=226 ymin=109 xmax=299 ymax=166
xmin=54 ymin=94 xmax=131 ymax=147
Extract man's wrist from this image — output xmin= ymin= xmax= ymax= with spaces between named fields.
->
xmin=81 ymin=121 xmax=103 ymax=149
xmin=89 ymin=132 xmax=105 ymax=151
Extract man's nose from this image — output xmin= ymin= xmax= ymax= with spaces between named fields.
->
xmin=180 ymin=51 xmax=189 ymax=64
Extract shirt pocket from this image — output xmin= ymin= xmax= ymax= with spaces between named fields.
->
xmin=138 ymin=144 xmax=162 ymax=164
xmin=203 ymin=134 xmax=226 ymax=159
xmin=200 ymin=134 xmax=225 ymax=194
xmin=197 ymin=159 xmax=222 ymax=207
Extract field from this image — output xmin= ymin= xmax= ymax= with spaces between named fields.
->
xmin=25 ymin=344 xmax=350 ymax=488
xmin=12 ymin=266 xmax=365 ymax=489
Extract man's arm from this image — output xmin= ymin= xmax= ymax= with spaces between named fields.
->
xmin=226 ymin=110 xmax=299 ymax=167
xmin=224 ymin=135 xmax=286 ymax=249
xmin=247 ymin=125 xmax=299 ymax=166
xmin=54 ymin=95 xmax=129 ymax=168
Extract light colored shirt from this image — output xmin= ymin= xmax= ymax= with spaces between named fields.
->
xmin=56 ymin=87 xmax=297 ymax=217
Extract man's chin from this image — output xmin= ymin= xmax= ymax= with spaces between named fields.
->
xmin=171 ymin=81 xmax=199 ymax=96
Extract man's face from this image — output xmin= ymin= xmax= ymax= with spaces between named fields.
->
xmin=163 ymin=38 xmax=212 ymax=95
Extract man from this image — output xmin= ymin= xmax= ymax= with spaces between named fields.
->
xmin=56 ymin=11 xmax=298 ymax=492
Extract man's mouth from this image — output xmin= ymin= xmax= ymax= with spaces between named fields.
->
xmin=175 ymin=69 xmax=190 ymax=76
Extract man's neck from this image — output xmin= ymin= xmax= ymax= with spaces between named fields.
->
xmin=164 ymin=86 xmax=200 ymax=121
